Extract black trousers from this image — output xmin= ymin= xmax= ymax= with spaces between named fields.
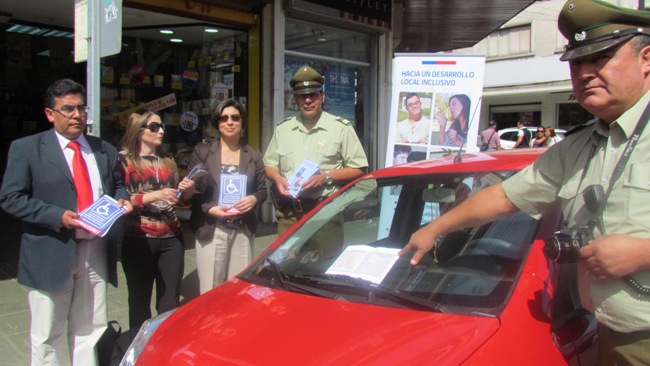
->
xmin=121 ymin=235 xmax=185 ymax=333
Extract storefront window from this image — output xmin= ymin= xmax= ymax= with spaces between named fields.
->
xmin=557 ymin=103 xmax=593 ymax=130
xmin=284 ymin=20 xmax=374 ymax=167
xmin=101 ymin=24 xmax=247 ymax=173
xmin=490 ymin=104 xmax=541 ymax=128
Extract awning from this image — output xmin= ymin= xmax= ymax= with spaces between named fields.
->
xmin=394 ymin=0 xmax=537 ymax=53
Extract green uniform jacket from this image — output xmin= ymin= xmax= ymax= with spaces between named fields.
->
xmin=503 ymin=91 xmax=650 ymax=333
xmin=264 ymin=111 xmax=369 ymax=200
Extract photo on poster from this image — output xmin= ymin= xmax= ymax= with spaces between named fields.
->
xmin=394 ymin=92 xmax=433 ymax=145
xmin=431 ymin=93 xmax=472 ymax=148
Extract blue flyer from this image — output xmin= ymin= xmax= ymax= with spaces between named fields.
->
xmin=219 ymin=174 xmax=247 ymax=208
xmin=72 ymin=195 xmax=126 ymax=237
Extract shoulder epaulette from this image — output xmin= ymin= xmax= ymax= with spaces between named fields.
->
xmin=334 ymin=116 xmax=351 ymax=126
xmin=564 ymin=118 xmax=597 ymax=137
xmin=277 ymin=117 xmax=292 ymax=126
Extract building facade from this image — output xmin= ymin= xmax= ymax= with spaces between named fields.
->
xmin=457 ymin=0 xmax=643 ymax=132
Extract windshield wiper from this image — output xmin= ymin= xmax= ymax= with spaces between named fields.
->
xmin=307 ymin=274 xmax=443 ymax=312
xmin=263 ymin=258 xmax=342 ymax=300
xmin=265 ymin=258 xmax=287 ymax=289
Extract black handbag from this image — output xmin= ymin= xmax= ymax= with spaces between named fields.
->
xmin=480 ymin=130 xmax=496 ymax=151
xmin=96 ymin=320 xmax=122 ymax=366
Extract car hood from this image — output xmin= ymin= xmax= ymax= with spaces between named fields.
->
xmin=138 ymin=279 xmax=500 ymax=365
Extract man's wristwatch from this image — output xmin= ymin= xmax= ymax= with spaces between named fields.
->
xmin=325 ymin=170 xmax=333 ymax=185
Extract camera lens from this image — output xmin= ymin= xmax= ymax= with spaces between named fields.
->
xmin=544 ymin=229 xmax=586 ymax=263
xmin=543 ymin=236 xmax=562 ymax=261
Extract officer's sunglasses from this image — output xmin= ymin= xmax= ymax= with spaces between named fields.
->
xmin=141 ymin=122 xmax=165 ymax=132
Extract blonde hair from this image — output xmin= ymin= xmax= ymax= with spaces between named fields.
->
xmin=119 ymin=110 xmax=176 ymax=175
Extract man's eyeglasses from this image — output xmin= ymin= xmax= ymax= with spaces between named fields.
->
xmin=218 ymin=114 xmax=242 ymax=123
xmin=141 ymin=122 xmax=165 ymax=132
xmin=51 ymin=105 xmax=89 ymax=117
xmin=537 ymin=130 xmax=545 ymax=133
xmin=406 ymin=101 xmax=421 ymax=108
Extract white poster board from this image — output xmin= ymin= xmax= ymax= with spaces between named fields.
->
xmin=378 ymin=54 xmax=486 ymax=238
xmin=385 ymin=54 xmax=486 ymax=168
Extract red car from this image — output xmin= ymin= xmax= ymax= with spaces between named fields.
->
xmin=121 ymin=149 xmax=597 ymax=365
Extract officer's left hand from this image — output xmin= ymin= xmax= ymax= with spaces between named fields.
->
xmin=580 ymin=234 xmax=649 ymax=280
xmin=301 ymin=172 xmax=327 ymax=192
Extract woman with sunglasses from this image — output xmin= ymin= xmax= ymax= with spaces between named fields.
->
xmin=117 ymin=110 xmax=195 ymax=337
xmin=187 ymin=99 xmax=267 ymax=294
xmin=531 ymin=126 xmax=549 ymax=147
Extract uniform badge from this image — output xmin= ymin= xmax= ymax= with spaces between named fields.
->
xmin=574 ymin=31 xmax=586 ymax=42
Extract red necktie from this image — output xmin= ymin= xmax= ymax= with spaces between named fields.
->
xmin=68 ymin=141 xmax=93 ymax=211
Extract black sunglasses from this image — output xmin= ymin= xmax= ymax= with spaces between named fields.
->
xmin=537 ymin=130 xmax=545 ymax=133
xmin=141 ymin=122 xmax=165 ymax=132
xmin=218 ymin=114 xmax=242 ymax=123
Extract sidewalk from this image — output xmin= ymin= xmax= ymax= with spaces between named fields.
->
xmin=0 ymin=223 xmax=278 ymax=366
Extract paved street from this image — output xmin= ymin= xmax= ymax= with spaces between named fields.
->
xmin=0 ymin=223 xmax=278 ymax=366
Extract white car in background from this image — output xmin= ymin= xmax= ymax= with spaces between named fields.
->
xmin=498 ymin=127 xmax=566 ymax=150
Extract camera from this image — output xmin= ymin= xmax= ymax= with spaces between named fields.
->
xmin=543 ymin=227 xmax=591 ymax=263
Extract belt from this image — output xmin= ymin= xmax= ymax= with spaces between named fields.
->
xmin=278 ymin=197 xmax=325 ymax=214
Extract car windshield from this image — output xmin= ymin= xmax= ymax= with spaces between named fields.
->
xmin=242 ymin=170 xmax=540 ymax=317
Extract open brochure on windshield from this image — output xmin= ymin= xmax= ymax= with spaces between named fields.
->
xmin=72 ymin=195 xmax=126 ymax=237
xmin=325 ymin=245 xmax=400 ymax=284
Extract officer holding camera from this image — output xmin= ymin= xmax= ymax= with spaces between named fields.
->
xmin=401 ymin=0 xmax=650 ymax=363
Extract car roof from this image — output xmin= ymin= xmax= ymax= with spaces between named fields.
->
xmin=370 ymin=149 xmax=545 ymax=179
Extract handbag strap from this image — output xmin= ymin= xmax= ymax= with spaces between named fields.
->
xmin=483 ymin=129 xmax=496 ymax=144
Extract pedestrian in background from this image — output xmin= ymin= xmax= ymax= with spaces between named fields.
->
xmin=188 ymin=99 xmax=267 ymax=294
xmin=531 ymin=126 xmax=548 ymax=147
xmin=512 ymin=120 xmax=531 ymax=148
xmin=479 ymin=120 xmax=501 ymax=151
xmin=545 ymin=126 xmax=563 ymax=147
xmin=117 ymin=110 xmax=194 ymax=337
xmin=0 ymin=78 xmax=133 ymax=365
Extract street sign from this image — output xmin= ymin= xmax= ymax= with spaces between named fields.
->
xmin=74 ymin=0 xmax=122 ymax=63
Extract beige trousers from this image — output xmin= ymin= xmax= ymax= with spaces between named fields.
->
xmin=195 ymin=226 xmax=253 ymax=294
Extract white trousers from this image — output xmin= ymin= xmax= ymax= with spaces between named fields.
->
xmin=28 ymin=238 xmax=108 ymax=366
xmin=195 ymin=226 xmax=253 ymax=295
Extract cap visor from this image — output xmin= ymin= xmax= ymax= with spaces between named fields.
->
xmin=293 ymin=87 xmax=322 ymax=95
xmin=560 ymin=35 xmax=634 ymax=61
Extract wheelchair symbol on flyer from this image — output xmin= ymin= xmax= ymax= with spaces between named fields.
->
xmin=225 ymin=179 xmax=239 ymax=194
xmin=219 ymin=174 xmax=247 ymax=207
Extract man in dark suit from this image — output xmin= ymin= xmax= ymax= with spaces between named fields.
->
xmin=0 ymin=79 xmax=133 ymax=365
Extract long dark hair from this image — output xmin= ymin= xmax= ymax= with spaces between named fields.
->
xmin=449 ymin=94 xmax=471 ymax=135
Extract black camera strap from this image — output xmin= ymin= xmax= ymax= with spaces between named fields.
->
xmin=596 ymin=99 xmax=650 ymax=295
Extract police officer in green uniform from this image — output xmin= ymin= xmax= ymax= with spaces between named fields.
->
xmin=264 ymin=65 xmax=369 ymax=252
xmin=401 ymin=1 xmax=650 ymax=363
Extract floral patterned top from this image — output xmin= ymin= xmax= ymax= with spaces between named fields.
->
xmin=118 ymin=152 xmax=180 ymax=238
